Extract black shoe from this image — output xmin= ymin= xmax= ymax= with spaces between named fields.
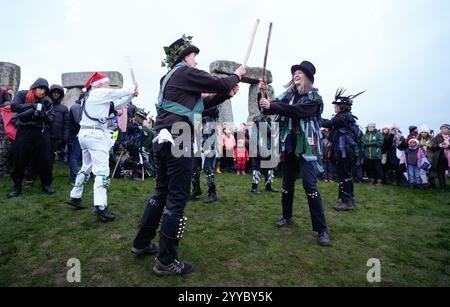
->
xmin=153 ymin=259 xmax=193 ymax=277
xmin=276 ymin=218 xmax=292 ymax=228
xmin=204 ymin=192 xmax=218 ymax=204
xmin=93 ymin=207 xmax=115 ymax=222
xmin=43 ymin=185 xmax=56 ymax=195
xmin=252 ymin=188 xmax=261 ymax=195
xmin=66 ymin=198 xmax=86 ymax=210
xmin=265 ymin=185 xmax=279 ymax=193
xmin=190 ymin=188 xmax=203 ymax=201
xmin=7 ymin=187 xmax=22 ymax=198
xmin=318 ymin=231 xmax=332 ymax=247
xmin=131 ymin=243 xmax=158 ymax=257
xmin=334 ymin=201 xmax=354 ymax=212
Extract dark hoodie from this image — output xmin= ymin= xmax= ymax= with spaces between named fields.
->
xmin=11 ymin=78 xmax=54 ymax=129
xmin=48 ymin=84 xmax=69 ymax=141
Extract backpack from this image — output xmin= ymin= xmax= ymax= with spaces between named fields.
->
xmin=0 ymin=106 xmax=18 ymax=141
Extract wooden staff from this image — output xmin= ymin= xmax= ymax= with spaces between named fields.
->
xmin=260 ymin=22 xmax=273 ymax=100
xmin=242 ymin=19 xmax=260 ymax=67
xmin=112 ymin=150 xmax=124 ymax=179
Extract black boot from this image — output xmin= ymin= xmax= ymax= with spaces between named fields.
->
xmin=438 ymin=175 xmax=447 ymax=192
xmin=318 ymin=231 xmax=332 ymax=247
xmin=204 ymin=192 xmax=218 ymax=204
xmin=265 ymin=183 xmax=279 ymax=193
xmin=132 ymin=198 xmax=165 ymax=252
xmin=190 ymin=184 xmax=202 ymax=201
xmin=204 ymin=173 xmax=217 ymax=203
xmin=276 ymin=218 xmax=292 ymax=228
xmin=43 ymin=185 xmax=56 ymax=195
xmin=93 ymin=207 xmax=115 ymax=222
xmin=8 ymin=185 xmax=22 ymax=198
xmin=251 ymin=183 xmax=261 ymax=194
xmin=67 ymin=198 xmax=86 ymax=210
xmin=131 ymin=242 xmax=159 ymax=257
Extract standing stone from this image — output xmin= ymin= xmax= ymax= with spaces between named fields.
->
xmin=61 ymin=71 xmax=123 ymax=108
xmin=0 ymin=62 xmax=21 ymax=93
xmin=210 ymin=60 xmax=273 ymax=85
xmin=248 ymin=84 xmax=275 ymax=122
xmin=210 ymin=73 xmax=234 ymax=124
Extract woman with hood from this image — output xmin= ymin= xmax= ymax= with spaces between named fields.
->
xmin=48 ymin=84 xmax=70 ymax=164
xmin=8 ymin=78 xmax=55 ymax=198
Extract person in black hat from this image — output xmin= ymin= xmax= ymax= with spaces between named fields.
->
xmin=8 ymin=78 xmax=55 ymax=198
xmin=322 ymin=88 xmax=365 ymax=211
xmin=407 ymin=126 xmax=418 ymax=143
xmin=259 ymin=61 xmax=331 ymax=247
xmin=132 ymin=35 xmax=246 ymax=276
xmin=427 ymin=124 xmax=450 ymax=192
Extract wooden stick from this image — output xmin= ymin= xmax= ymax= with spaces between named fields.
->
xmin=112 ymin=150 xmax=124 ymax=179
xmin=142 ymin=165 xmax=145 ymax=181
xmin=260 ymin=22 xmax=273 ymax=103
xmin=242 ymin=19 xmax=260 ymax=67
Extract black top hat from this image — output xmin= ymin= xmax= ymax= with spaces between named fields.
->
xmin=333 ymin=88 xmax=366 ymax=106
xmin=291 ymin=61 xmax=316 ymax=83
xmin=163 ymin=35 xmax=200 ymax=69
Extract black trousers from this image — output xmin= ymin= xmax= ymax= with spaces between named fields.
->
xmin=192 ymin=156 xmax=216 ymax=193
xmin=335 ymin=157 xmax=355 ymax=203
xmin=12 ymin=126 xmax=53 ymax=187
xmin=281 ymin=153 xmax=328 ymax=233
xmin=367 ymin=159 xmax=383 ymax=183
xmin=134 ymin=141 xmax=193 ymax=265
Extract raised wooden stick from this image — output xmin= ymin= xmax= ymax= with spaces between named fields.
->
xmin=260 ymin=22 xmax=273 ymax=100
xmin=242 ymin=19 xmax=260 ymax=67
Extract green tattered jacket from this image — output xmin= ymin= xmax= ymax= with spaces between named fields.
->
xmin=263 ymin=89 xmax=324 ymax=163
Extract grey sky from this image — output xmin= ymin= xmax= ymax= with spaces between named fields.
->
xmin=1 ymin=0 xmax=449 ymax=133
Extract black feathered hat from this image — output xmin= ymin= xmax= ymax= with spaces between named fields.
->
xmin=333 ymin=88 xmax=366 ymax=105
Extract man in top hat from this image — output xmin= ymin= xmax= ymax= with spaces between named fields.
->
xmin=66 ymin=72 xmax=138 ymax=221
xmin=131 ymin=35 xmax=246 ymax=276
xmin=321 ymin=88 xmax=365 ymax=211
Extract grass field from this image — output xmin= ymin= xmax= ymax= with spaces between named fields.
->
xmin=0 ymin=162 xmax=449 ymax=287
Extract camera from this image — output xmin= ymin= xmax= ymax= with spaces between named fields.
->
xmin=36 ymin=103 xmax=43 ymax=112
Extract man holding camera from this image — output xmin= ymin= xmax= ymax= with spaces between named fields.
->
xmin=8 ymin=78 xmax=55 ymax=198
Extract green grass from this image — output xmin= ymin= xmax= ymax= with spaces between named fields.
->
xmin=0 ymin=161 xmax=449 ymax=287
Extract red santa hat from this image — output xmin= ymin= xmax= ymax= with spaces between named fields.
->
xmin=84 ymin=72 xmax=110 ymax=90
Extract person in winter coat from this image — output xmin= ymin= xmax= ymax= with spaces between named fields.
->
xmin=322 ymin=88 xmax=364 ymax=211
xmin=68 ymin=94 xmax=83 ymax=183
xmin=427 ymin=124 xmax=450 ymax=192
xmin=407 ymin=126 xmax=419 ymax=143
xmin=363 ymin=123 xmax=384 ymax=185
xmin=417 ymin=125 xmax=433 ymax=185
xmin=8 ymin=78 xmax=55 ymax=198
xmin=404 ymin=138 xmax=426 ymax=188
xmin=320 ymin=128 xmax=333 ymax=182
xmin=0 ymin=87 xmax=12 ymax=176
xmin=234 ymin=139 xmax=249 ymax=176
xmin=48 ymin=84 xmax=70 ymax=164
